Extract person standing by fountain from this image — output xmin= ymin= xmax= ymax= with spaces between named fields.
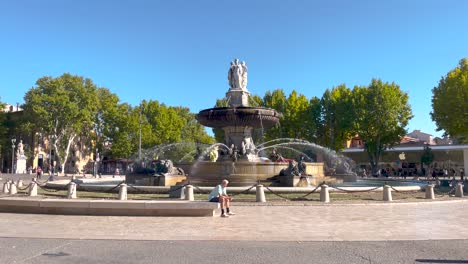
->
xmin=208 ymin=179 xmax=235 ymax=217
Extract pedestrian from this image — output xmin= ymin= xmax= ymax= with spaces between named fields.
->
xmin=36 ymin=166 xmax=42 ymax=179
xmin=461 ymin=168 xmax=465 ymax=181
xmin=208 ymin=179 xmax=235 ymax=218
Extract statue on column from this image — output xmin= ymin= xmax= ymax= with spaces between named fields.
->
xmin=17 ymin=140 xmax=24 ymax=157
xmin=227 ymin=59 xmax=248 ymax=90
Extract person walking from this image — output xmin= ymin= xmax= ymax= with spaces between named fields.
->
xmin=208 ymin=179 xmax=235 ymax=218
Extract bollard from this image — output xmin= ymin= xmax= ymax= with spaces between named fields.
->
xmin=9 ymin=181 xmax=17 ymax=195
xmin=2 ymin=181 xmax=10 ymax=193
xmin=320 ymin=184 xmax=330 ymax=203
xmin=118 ymin=184 xmax=127 ymax=200
xmin=185 ymin=185 xmax=194 ymax=201
xmin=16 ymin=180 xmax=23 ymax=188
xmin=29 ymin=182 xmax=38 ymax=196
xmin=67 ymin=182 xmax=77 ymax=199
xmin=256 ymin=184 xmax=266 ymax=203
xmin=383 ymin=185 xmax=392 ymax=201
xmin=455 ymin=183 xmax=464 ymax=198
xmin=425 ymin=184 xmax=435 ymax=200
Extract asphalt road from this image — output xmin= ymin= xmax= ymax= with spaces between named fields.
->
xmin=0 ymin=238 xmax=467 ymax=264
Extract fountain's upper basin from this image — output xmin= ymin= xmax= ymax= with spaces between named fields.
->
xmin=196 ymin=107 xmax=282 ymax=128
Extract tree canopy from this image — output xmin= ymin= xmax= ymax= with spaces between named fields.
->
xmin=352 ymin=79 xmax=413 ymax=174
xmin=431 ymin=58 xmax=468 ymax=143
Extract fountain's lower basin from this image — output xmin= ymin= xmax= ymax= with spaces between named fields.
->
xmin=177 ymin=161 xmax=354 ymax=186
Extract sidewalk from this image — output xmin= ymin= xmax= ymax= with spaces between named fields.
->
xmin=0 ymin=200 xmax=467 ymax=242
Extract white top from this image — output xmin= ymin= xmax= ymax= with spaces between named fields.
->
xmin=208 ymin=184 xmax=227 ymax=201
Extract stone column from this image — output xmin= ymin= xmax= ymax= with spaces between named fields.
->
xmin=383 ymin=185 xmax=392 ymax=201
xmin=118 ymin=184 xmax=127 ymax=200
xmin=425 ymin=184 xmax=435 ymax=199
xmin=16 ymin=180 xmax=23 ymax=188
xmin=256 ymin=184 xmax=266 ymax=202
xmin=320 ymin=184 xmax=330 ymax=203
xmin=2 ymin=181 xmax=10 ymax=193
xmin=29 ymin=182 xmax=38 ymax=196
xmin=9 ymin=181 xmax=17 ymax=195
xmin=185 ymin=185 xmax=194 ymax=201
xmin=455 ymin=183 xmax=464 ymax=198
xmin=67 ymin=182 xmax=77 ymax=199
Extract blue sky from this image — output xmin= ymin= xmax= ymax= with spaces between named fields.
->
xmin=1 ymin=0 xmax=467 ymax=137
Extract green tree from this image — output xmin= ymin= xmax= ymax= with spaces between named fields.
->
xmin=352 ymin=79 xmax=413 ymax=175
xmin=23 ymin=73 xmax=99 ymax=173
xmin=431 ymin=58 xmax=468 ymax=143
xmin=318 ymin=85 xmax=354 ymax=151
xmin=262 ymin=89 xmax=287 ymax=141
xmin=420 ymin=145 xmax=434 ymax=175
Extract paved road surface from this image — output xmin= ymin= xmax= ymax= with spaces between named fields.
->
xmin=1 ymin=238 xmax=468 ymax=264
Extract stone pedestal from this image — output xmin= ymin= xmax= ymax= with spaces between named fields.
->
xmin=29 ymin=182 xmax=38 ymax=196
xmin=15 ymin=159 xmax=26 ymax=174
xmin=320 ymin=184 xmax=330 ymax=203
xmin=2 ymin=181 xmax=10 ymax=193
xmin=425 ymin=184 xmax=435 ymax=199
xmin=256 ymin=184 xmax=266 ymax=202
xmin=185 ymin=185 xmax=194 ymax=201
xmin=9 ymin=182 xmax=17 ymax=195
xmin=455 ymin=183 xmax=464 ymax=198
xmin=226 ymin=88 xmax=250 ymax=107
xmin=383 ymin=185 xmax=392 ymax=201
xmin=67 ymin=182 xmax=77 ymax=199
xmin=118 ymin=184 xmax=127 ymax=200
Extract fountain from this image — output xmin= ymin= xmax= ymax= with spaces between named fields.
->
xmin=181 ymin=59 xmax=353 ymax=186
xmin=128 ymin=59 xmax=357 ymax=187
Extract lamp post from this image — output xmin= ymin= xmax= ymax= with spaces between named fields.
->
xmin=94 ymin=148 xmax=100 ymax=178
xmin=49 ymin=135 xmax=56 ymax=176
xmin=11 ymin=138 xmax=16 ymax=174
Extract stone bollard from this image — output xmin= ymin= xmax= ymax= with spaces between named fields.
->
xmin=118 ymin=184 xmax=127 ymax=200
xmin=256 ymin=184 xmax=266 ymax=203
xmin=455 ymin=183 xmax=464 ymax=198
xmin=2 ymin=181 xmax=10 ymax=193
xmin=320 ymin=184 xmax=330 ymax=203
xmin=67 ymin=182 xmax=77 ymax=199
xmin=9 ymin=181 xmax=17 ymax=195
xmin=29 ymin=182 xmax=38 ymax=196
xmin=185 ymin=185 xmax=194 ymax=201
xmin=425 ymin=184 xmax=435 ymax=200
xmin=383 ymin=185 xmax=392 ymax=201
xmin=16 ymin=180 xmax=24 ymax=188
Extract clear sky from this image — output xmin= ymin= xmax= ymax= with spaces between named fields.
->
xmin=1 ymin=0 xmax=467 ymax=137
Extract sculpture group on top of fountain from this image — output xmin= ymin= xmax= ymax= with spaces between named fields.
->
xmin=227 ymin=58 xmax=247 ymax=90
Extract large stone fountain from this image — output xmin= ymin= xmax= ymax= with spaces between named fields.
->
xmin=185 ymin=59 xmax=326 ymax=186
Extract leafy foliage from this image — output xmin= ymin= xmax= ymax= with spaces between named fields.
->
xmin=431 ymin=58 xmax=468 ymax=143
xmin=352 ymin=79 xmax=413 ymax=174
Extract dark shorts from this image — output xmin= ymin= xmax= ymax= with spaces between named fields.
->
xmin=209 ymin=197 xmax=220 ymax=203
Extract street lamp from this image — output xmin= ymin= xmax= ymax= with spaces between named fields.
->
xmin=94 ymin=148 xmax=100 ymax=178
xmin=11 ymin=138 xmax=16 ymax=174
xmin=48 ymin=135 xmax=56 ymax=176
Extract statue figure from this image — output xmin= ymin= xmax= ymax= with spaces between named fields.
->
xmin=17 ymin=140 xmax=24 ymax=157
xmin=155 ymin=159 xmax=184 ymax=175
xmin=227 ymin=59 xmax=248 ymax=90
xmin=209 ymin=146 xmax=219 ymax=162
xmin=297 ymin=156 xmax=307 ymax=175
xmin=279 ymin=160 xmax=300 ymax=176
xmin=231 ymin=145 xmax=239 ymax=162
xmin=240 ymin=61 xmax=247 ymax=89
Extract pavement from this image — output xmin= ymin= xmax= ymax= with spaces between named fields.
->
xmin=1 ymin=173 xmax=468 ymax=263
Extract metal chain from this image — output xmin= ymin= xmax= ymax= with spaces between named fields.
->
xmin=229 ymin=184 xmax=257 ymax=197
xmin=329 ymin=185 xmax=382 ymax=193
xmin=9 ymin=182 xmax=31 ymax=191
